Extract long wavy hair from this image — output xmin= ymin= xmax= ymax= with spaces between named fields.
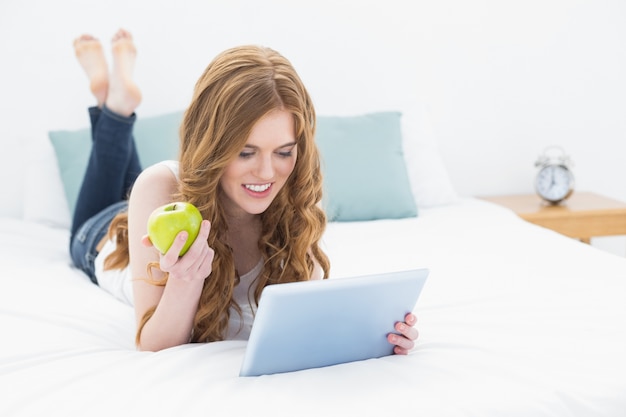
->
xmin=106 ymin=45 xmax=330 ymax=344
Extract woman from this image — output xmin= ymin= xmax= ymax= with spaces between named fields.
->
xmin=70 ymin=29 xmax=418 ymax=353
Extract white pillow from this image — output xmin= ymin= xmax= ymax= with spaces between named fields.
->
xmin=401 ymin=105 xmax=459 ymax=208
xmin=0 ymin=138 xmax=25 ymax=219
xmin=23 ymin=133 xmax=72 ymax=229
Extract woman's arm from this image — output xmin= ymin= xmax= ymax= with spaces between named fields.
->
xmin=128 ymin=164 xmax=214 ymax=351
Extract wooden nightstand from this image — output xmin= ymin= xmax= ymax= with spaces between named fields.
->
xmin=480 ymin=192 xmax=626 ymax=244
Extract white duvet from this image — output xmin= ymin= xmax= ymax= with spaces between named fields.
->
xmin=1 ymin=198 xmax=625 ymax=416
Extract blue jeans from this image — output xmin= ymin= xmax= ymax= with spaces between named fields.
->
xmin=69 ymin=106 xmax=142 ymax=283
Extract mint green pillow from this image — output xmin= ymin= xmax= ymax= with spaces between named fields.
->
xmin=50 ymin=110 xmax=416 ymax=222
xmin=316 ymin=112 xmax=417 ymax=221
xmin=49 ymin=111 xmax=183 ymax=215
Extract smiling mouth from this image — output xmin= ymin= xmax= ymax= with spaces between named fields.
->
xmin=244 ymin=183 xmax=272 ymax=193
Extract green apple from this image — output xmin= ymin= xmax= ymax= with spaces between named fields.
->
xmin=147 ymin=202 xmax=203 ymax=256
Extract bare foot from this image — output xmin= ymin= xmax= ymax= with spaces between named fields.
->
xmin=73 ymin=34 xmax=109 ymax=106
xmin=106 ymin=29 xmax=142 ymax=117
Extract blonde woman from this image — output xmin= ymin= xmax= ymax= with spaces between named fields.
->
xmin=70 ymin=29 xmax=418 ymax=353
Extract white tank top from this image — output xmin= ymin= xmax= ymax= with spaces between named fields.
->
xmin=94 ymin=160 xmax=259 ymax=340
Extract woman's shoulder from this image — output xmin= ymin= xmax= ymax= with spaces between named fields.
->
xmin=137 ymin=160 xmax=179 ymax=182
xmin=131 ymin=161 xmax=179 ymax=201
xmin=127 ymin=161 xmax=180 ymax=235
xmin=155 ymin=160 xmax=179 ymax=179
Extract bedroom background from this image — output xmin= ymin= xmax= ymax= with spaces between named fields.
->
xmin=1 ymin=0 xmax=625 ymax=255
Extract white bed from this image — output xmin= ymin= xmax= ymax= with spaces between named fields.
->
xmin=2 ymin=92 xmax=626 ymax=417
xmin=2 ymin=194 xmax=626 ymax=416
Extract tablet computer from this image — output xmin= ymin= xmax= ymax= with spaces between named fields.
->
xmin=239 ymin=268 xmax=429 ymax=377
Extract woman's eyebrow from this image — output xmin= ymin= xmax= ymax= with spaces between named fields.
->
xmin=243 ymin=141 xmax=297 ymax=150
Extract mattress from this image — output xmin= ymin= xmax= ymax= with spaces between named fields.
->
xmin=1 ymin=198 xmax=625 ymax=416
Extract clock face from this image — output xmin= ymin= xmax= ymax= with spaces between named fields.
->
xmin=535 ymin=164 xmax=574 ymax=203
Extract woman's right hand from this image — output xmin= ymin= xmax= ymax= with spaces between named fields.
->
xmin=142 ymin=219 xmax=214 ymax=283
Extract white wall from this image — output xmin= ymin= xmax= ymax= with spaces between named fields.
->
xmin=1 ymin=0 xmax=625 ymax=254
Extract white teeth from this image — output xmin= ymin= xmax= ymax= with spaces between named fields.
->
xmin=245 ymin=183 xmax=271 ymax=192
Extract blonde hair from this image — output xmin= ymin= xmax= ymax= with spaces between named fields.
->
xmin=108 ymin=45 xmax=330 ymax=344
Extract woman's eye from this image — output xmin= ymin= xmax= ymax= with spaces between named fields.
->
xmin=277 ymin=151 xmax=293 ymax=158
xmin=239 ymin=151 xmax=254 ymax=159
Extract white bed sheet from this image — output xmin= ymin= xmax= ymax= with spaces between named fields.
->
xmin=1 ymin=198 xmax=625 ymax=416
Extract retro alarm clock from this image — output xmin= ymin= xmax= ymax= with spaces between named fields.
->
xmin=534 ymin=146 xmax=575 ymax=205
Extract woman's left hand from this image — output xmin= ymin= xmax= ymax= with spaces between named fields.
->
xmin=387 ymin=313 xmax=418 ymax=355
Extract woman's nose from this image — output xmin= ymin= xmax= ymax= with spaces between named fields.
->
xmin=254 ymin=154 xmax=274 ymax=179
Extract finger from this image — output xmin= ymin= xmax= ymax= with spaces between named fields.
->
xmin=394 ymin=345 xmax=411 ymax=355
xmin=160 ymin=230 xmax=188 ymax=269
xmin=167 ymin=223 xmax=213 ymax=279
xmin=387 ymin=333 xmax=415 ymax=354
xmin=178 ymin=220 xmax=210 ymax=260
xmin=395 ymin=321 xmax=419 ymax=341
xmin=141 ymin=234 xmax=153 ymax=247
xmin=195 ymin=245 xmax=215 ymax=278
xmin=198 ymin=220 xmax=211 ymax=238
xmin=194 ymin=220 xmax=211 ymax=248
xmin=405 ymin=313 xmax=417 ymax=327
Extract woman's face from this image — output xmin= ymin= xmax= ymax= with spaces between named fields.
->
xmin=219 ymin=109 xmax=297 ymax=217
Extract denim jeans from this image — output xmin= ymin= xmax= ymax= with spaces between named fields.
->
xmin=69 ymin=106 xmax=142 ymax=283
